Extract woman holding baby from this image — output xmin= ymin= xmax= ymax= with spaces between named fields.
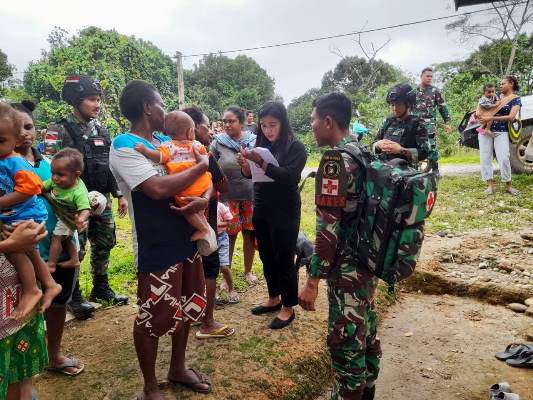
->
xmin=477 ymin=76 xmax=521 ymax=196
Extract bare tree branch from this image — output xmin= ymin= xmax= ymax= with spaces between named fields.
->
xmin=447 ymin=0 xmax=533 ymax=73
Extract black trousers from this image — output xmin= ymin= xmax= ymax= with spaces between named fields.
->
xmin=253 ymin=215 xmax=299 ymax=307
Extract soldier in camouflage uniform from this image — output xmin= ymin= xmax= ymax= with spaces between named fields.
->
xmin=44 ymin=75 xmax=128 ymax=319
xmin=411 ymin=67 xmax=453 ymax=176
xmin=299 ymin=93 xmax=381 ymax=400
xmin=374 ymin=84 xmax=430 ymax=166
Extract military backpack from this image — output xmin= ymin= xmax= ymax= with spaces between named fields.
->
xmin=341 ymin=143 xmax=438 ymax=285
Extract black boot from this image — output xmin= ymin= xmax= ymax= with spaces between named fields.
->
xmin=362 ymin=386 xmax=376 ymax=400
xmin=89 ymin=274 xmax=129 ymax=305
xmin=68 ymin=280 xmax=95 ymax=320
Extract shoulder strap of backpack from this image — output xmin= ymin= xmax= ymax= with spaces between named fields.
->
xmin=377 ymin=118 xmax=394 ymax=140
xmin=60 ymin=120 xmax=85 ymax=151
xmin=298 ymin=171 xmax=316 ymax=193
xmin=340 ymin=142 xmax=373 ymax=170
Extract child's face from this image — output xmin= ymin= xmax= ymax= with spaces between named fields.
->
xmin=51 ymin=158 xmax=80 ymax=189
xmin=484 ymin=87 xmax=496 ymax=97
xmin=0 ymin=117 xmax=22 ymax=157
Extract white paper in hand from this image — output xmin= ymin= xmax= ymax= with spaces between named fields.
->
xmin=247 ymin=147 xmax=279 ymax=183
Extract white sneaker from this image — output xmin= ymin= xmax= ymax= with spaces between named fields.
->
xmin=493 ymin=392 xmax=520 ymax=400
xmin=489 ymin=383 xmax=511 ymax=399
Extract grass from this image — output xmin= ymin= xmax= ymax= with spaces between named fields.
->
xmin=238 ymin=336 xmax=282 ymax=365
xmin=439 ymin=148 xmax=481 ymax=165
xmin=427 ymin=174 xmax=533 ymax=233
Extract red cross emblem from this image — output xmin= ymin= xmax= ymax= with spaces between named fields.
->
xmin=322 ymin=179 xmax=339 ymax=195
xmin=426 ymin=191 xmax=435 ymax=212
xmin=17 ymin=339 xmax=29 ymax=353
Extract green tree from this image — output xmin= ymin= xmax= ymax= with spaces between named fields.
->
xmin=0 ymin=49 xmax=14 ymax=96
xmin=24 ymin=27 xmax=177 ymax=132
xmin=463 ymin=34 xmax=533 ymax=93
xmin=184 ymin=54 xmax=276 ymax=122
xmin=321 ymin=56 xmax=403 ymax=98
xmin=287 ymin=55 xmax=404 ymax=139
xmin=446 ymin=0 xmax=533 ymax=76
xmin=287 ymin=88 xmax=324 ymax=135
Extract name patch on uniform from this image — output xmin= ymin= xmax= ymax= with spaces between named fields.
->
xmin=315 ymin=149 xmax=347 ymax=208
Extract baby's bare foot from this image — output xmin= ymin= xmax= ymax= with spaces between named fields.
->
xmin=39 ymin=283 xmax=62 ymax=313
xmin=11 ymin=287 xmax=42 ymax=320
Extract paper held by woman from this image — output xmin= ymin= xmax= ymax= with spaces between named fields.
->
xmin=247 ymin=147 xmax=279 ymax=183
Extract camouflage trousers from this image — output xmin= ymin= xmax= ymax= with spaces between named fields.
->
xmin=78 ymin=195 xmax=116 ymax=277
xmin=327 ymin=263 xmax=381 ymax=400
xmin=428 ymin=136 xmax=439 ymax=162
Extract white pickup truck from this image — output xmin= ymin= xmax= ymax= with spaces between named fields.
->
xmin=513 ymin=94 xmax=533 ymax=174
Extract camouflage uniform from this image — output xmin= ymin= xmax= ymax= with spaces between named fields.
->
xmin=374 ymin=115 xmax=430 ymax=166
xmin=412 ymin=85 xmax=451 ymax=162
xmin=44 ymin=114 xmax=119 ymax=277
xmin=309 ymin=134 xmax=382 ymax=399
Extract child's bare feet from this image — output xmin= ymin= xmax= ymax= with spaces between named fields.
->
xmin=191 ymin=228 xmax=209 ymax=242
xmin=39 ymin=283 xmax=62 ymax=313
xmin=11 ymin=287 xmax=42 ymax=320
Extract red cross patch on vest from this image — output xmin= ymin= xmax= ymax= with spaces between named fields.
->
xmin=315 ymin=150 xmax=347 ymax=208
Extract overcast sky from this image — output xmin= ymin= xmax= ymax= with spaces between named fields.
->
xmin=0 ymin=0 xmax=521 ymax=103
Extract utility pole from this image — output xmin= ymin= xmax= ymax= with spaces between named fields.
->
xmin=175 ymin=51 xmax=185 ymax=110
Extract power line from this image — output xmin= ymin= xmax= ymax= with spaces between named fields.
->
xmin=183 ymin=1 xmax=529 ymax=58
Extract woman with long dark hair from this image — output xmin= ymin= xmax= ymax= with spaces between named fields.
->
xmin=478 ymin=76 xmax=521 ymax=195
xmin=238 ymin=102 xmax=307 ymax=329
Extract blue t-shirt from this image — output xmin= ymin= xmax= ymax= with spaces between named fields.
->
xmin=0 ymin=153 xmax=47 ymax=223
xmin=491 ymin=97 xmax=522 ymax=132
xmin=109 ymin=133 xmax=196 ymax=273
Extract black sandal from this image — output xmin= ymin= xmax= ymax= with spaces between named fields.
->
xmin=251 ymin=303 xmax=282 ymax=315
xmin=495 ymin=343 xmax=533 ymax=361
xmin=168 ymin=368 xmax=212 ymax=394
xmin=505 ymin=350 xmax=533 ymax=368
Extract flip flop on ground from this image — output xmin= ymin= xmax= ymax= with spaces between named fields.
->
xmin=227 ymin=291 xmax=240 ymax=304
xmin=196 ymin=325 xmax=235 ymax=339
xmin=167 ymin=368 xmax=212 ymax=394
xmin=46 ymin=357 xmax=85 ymax=376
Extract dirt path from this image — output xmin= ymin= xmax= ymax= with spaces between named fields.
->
xmin=377 ymin=293 xmax=532 ymax=400
xmin=35 ymin=274 xmax=331 ymax=400
xmin=34 ymin=231 xmax=532 ymax=400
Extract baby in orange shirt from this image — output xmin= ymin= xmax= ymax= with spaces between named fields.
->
xmin=135 ymin=111 xmax=214 ymax=245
